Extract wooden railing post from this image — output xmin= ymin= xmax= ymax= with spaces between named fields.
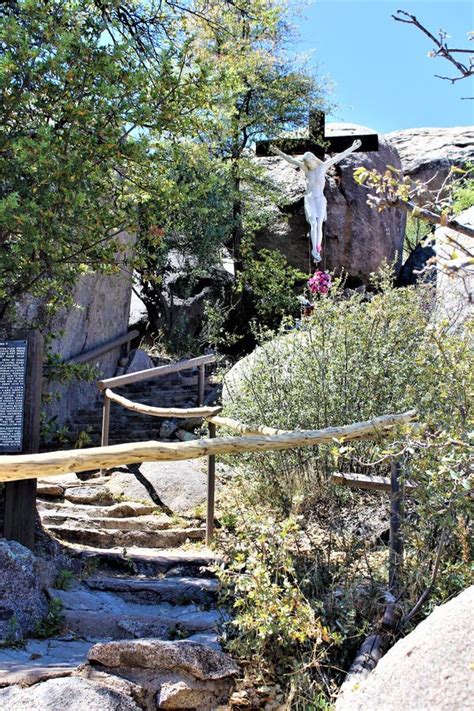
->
xmin=389 ymin=459 xmax=404 ymax=593
xmin=198 ymin=363 xmax=205 ymax=407
xmin=206 ymin=422 xmax=216 ymax=545
xmin=100 ymin=394 xmax=111 ymax=476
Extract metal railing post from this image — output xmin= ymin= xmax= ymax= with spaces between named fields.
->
xmin=198 ymin=363 xmax=206 ymax=407
xmin=206 ymin=422 xmax=216 ymax=545
xmin=100 ymin=394 xmax=111 ymax=476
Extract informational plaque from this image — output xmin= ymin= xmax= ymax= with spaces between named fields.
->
xmin=0 ymin=340 xmax=28 ymax=453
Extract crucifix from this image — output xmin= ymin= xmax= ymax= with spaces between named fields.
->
xmin=256 ymin=110 xmax=379 ymax=263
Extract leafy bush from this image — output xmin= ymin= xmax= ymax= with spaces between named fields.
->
xmin=216 ymin=514 xmax=328 ymax=667
xmin=240 ymin=248 xmax=306 ymax=329
xmin=34 ymin=599 xmax=65 ymax=639
xmin=53 ymin=569 xmax=75 ymax=591
xmin=223 ymin=272 xmax=470 ymax=506
xmin=451 ymin=165 xmax=474 ymax=214
xmin=217 ymin=272 xmax=472 ymax=704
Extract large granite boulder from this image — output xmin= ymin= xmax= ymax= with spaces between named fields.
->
xmin=13 ymin=232 xmax=136 ymax=430
xmin=387 ymin=126 xmax=474 ymax=192
xmin=255 ymin=123 xmax=406 ymax=285
xmin=435 ymin=205 xmax=474 ymax=329
xmin=336 ymin=585 xmax=474 ymax=711
xmin=0 ymin=539 xmax=54 ymax=641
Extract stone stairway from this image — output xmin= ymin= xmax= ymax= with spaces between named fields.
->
xmin=0 ymin=461 xmax=237 ymax=709
xmin=67 ymin=366 xmax=221 ymax=447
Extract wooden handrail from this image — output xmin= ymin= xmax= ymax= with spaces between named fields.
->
xmin=207 ymin=414 xmax=289 ymax=436
xmin=97 ymin=353 xmax=217 ymax=390
xmin=66 ymin=330 xmax=139 ymax=365
xmin=0 ymin=410 xmax=417 ymax=481
xmin=331 ymin=472 xmax=416 ymax=492
xmin=105 ymin=389 xmax=222 ymax=419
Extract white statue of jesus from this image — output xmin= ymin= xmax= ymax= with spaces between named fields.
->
xmin=270 ymin=139 xmax=362 ymax=262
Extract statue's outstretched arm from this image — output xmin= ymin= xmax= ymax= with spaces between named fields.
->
xmin=269 ymin=145 xmax=304 ymax=169
xmin=323 ymin=139 xmax=362 ymax=169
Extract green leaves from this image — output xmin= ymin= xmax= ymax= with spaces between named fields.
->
xmin=0 ymin=0 xmax=226 ymax=320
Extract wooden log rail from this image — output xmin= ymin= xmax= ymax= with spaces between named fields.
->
xmin=207 ymin=414 xmax=289 ymax=436
xmin=0 ymin=409 xmax=417 ymax=547
xmin=97 ymin=353 xmax=217 ymax=391
xmin=331 ymin=472 xmax=416 ymax=492
xmin=66 ymin=330 xmax=140 ymax=365
xmin=104 ymin=389 xmax=222 ymax=419
xmin=0 ymin=410 xmax=416 ymax=481
xmin=98 ymin=353 xmax=218 ymax=473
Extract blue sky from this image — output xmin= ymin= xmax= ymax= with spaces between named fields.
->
xmin=294 ymin=0 xmax=474 ymax=134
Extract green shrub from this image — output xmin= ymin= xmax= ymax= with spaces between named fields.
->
xmin=34 ymin=599 xmax=65 ymax=639
xmin=223 ymin=273 xmax=470 ymax=509
xmin=215 ymin=511 xmax=336 ymax=674
xmin=217 ymin=272 xmax=472 ymax=704
xmin=53 ymin=569 xmax=75 ymax=591
xmin=241 ymin=248 xmax=306 ymax=329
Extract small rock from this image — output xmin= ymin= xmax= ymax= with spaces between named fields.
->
xmin=158 ymin=678 xmax=232 ymax=709
xmin=117 ymin=618 xmax=169 ymax=639
xmin=37 ymin=483 xmax=65 ymax=497
xmin=100 ymin=501 xmax=156 ymax=518
xmin=175 ymin=430 xmax=198 ymax=442
xmin=160 ymin=420 xmax=178 ymax=439
xmin=64 ymin=487 xmax=114 ymax=506
xmin=179 ymin=417 xmax=203 ymax=431
xmin=125 ymin=349 xmax=154 ymax=374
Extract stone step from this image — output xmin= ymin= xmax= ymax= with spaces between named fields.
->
xmin=47 ymin=587 xmax=222 ymax=641
xmin=68 ymin=544 xmax=220 ymax=577
xmin=85 ymin=574 xmax=219 ymax=605
xmin=0 ymin=632 xmax=223 ymax=689
xmin=47 ymin=524 xmax=206 ymax=549
xmin=37 ymin=500 xmax=157 ymax=518
xmin=0 ymin=639 xmax=94 ymax=688
xmin=39 ymin=513 xmax=185 ymax=532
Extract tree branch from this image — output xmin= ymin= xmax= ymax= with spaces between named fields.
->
xmin=369 ymin=195 xmax=474 ymax=242
xmin=393 ymin=10 xmax=473 ymax=91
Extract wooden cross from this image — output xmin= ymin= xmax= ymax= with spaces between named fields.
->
xmin=256 ymin=109 xmax=379 ymax=159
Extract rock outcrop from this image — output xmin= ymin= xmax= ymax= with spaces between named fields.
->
xmin=0 ymin=676 xmax=143 ymax=711
xmin=86 ymin=639 xmax=238 ymax=709
xmin=435 ymin=204 xmax=474 ymax=328
xmin=386 ymin=126 xmax=474 ymax=191
xmin=0 ymin=539 xmax=54 ymax=641
xmin=255 ymin=123 xmax=406 ymax=285
xmin=14 ymin=231 xmax=136 ymax=430
xmin=336 ymin=585 xmax=474 ymax=711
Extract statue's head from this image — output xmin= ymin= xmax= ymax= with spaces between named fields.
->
xmin=303 ymin=152 xmax=323 ymax=169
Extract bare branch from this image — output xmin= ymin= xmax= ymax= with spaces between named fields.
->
xmin=393 ymin=9 xmax=474 ymax=94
